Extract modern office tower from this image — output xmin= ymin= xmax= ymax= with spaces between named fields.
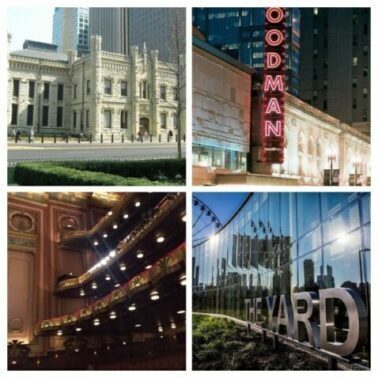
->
xmin=89 ymin=8 xmax=129 ymax=55
xmin=192 ymin=8 xmax=301 ymax=96
xmin=8 ymin=192 xmax=186 ymax=370
xmin=52 ymin=7 xmax=89 ymax=54
xmin=299 ymin=8 xmax=370 ymax=134
xmin=128 ymin=8 xmax=185 ymax=62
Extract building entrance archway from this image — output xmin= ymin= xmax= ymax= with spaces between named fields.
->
xmin=139 ymin=117 xmax=150 ymax=135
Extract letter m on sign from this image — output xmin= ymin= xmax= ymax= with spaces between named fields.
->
xmin=265 ymin=120 xmax=282 ymax=137
xmin=264 ymin=75 xmax=284 ymax=92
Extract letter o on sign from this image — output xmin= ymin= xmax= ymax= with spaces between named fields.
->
xmin=266 ymin=29 xmax=285 ymax=46
xmin=266 ymin=8 xmax=285 ymax=23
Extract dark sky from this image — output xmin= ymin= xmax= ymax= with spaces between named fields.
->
xmin=193 ymin=193 xmax=248 ymax=225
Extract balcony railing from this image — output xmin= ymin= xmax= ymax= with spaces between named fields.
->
xmin=38 ymin=243 xmax=185 ymax=334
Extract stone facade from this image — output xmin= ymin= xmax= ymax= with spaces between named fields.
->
xmin=8 ymin=36 xmax=182 ymax=140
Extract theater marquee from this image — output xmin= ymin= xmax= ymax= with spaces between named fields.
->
xmin=245 ymin=288 xmax=368 ymax=357
xmin=262 ymin=7 xmax=286 ymax=163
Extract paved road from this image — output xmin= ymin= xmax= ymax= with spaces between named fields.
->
xmin=8 ymin=142 xmax=185 ymax=165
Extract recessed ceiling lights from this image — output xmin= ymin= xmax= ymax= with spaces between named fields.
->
xmin=103 ymin=233 xmax=108 ymax=238
xmin=135 ymin=324 xmax=142 ymax=328
xmin=108 ymin=211 xmax=113 ymax=216
xmin=105 ymin=274 xmax=111 ymax=281
xmin=182 ymin=215 xmax=186 ymax=222
xmin=93 ymin=318 xmax=100 ymax=326
xmin=145 ymin=264 xmax=152 ymax=270
xmin=109 ymin=250 xmax=116 ymax=258
xmin=91 ymin=282 xmax=97 ymax=290
xmin=156 ymin=236 xmax=165 ymax=243
xmin=75 ymin=327 xmax=82 ymax=332
xmin=57 ymin=329 xmax=63 ymax=336
xmin=120 ymin=263 xmax=126 ymax=271
xmin=93 ymin=240 xmax=99 ymax=246
xmin=112 ymin=223 xmax=118 ymax=230
xmin=171 ymin=322 xmax=176 ymax=329
xmin=179 ymin=274 xmax=186 ymax=286
xmin=80 ymin=289 xmax=85 ymax=296
xmin=123 ymin=213 xmax=129 ymax=219
xmin=135 ymin=201 xmax=141 ymax=207
xmin=109 ymin=311 xmax=117 ymax=319
xmin=150 ymin=290 xmax=159 ymax=301
xmin=122 ymin=341 xmax=127 ymax=345
xmin=128 ymin=303 xmax=136 ymax=311
xmin=177 ymin=310 xmax=185 ymax=314
xmin=136 ymin=251 xmax=144 ymax=259
xmin=158 ymin=326 xmax=163 ymax=332
xmin=114 ymin=283 xmax=120 ymax=288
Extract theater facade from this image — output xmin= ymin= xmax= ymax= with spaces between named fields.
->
xmin=8 ymin=192 xmax=186 ymax=370
xmin=192 ymin=192 xmax=370 ymax=368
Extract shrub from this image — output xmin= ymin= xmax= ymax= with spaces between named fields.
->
xmin=57 ymin=159 xmax=186 ymax=181
xmin=13 ymin=162 xmax=166 ymax=186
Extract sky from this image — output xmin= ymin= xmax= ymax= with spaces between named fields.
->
xmin=7 ymin=7 xmax=54 ymax=51
xmin=193 ymin=193 xmax=247 ymax=225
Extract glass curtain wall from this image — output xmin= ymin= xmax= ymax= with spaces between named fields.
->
xmin=192 ymin=192 xmax=370 ymax=359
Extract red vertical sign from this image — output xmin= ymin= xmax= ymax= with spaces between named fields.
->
xmin=262 ymin=7 xmax=286 ymax=163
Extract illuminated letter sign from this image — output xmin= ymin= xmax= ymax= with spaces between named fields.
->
xmin=245 ymin=288 xmax=368 ymax=358
xmin=262 ymin=7 xmax=286 ymax=163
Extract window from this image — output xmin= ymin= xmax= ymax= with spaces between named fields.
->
xmin=173 ymin=87 xmax=178 ymax=101
xmin=11 ymin=104 xmax=18 ymax=125
xmin=86 ymin=109 xmax=90 ymax=128
xmin=27 ymin=105 xmax=34 ymax=126
xmin=352 ymin=78 xmax=357 ymax=88
xmin=140 ymin=80 xmax=147 ymax=99
xmin=363 ymin=46 xmax=368 ymax=56
xmin=173 ymin=113 xmax=178 ymax=129
xmin=120 ymin=110 xmax=127 ymax=129
xmin=160 ymin=86 xmax=166 ymax=100
xmin=29 ymin=81 xmax=35 ymax=99
xmin=104 ymin=79 xmax=112 ymax=95
xmin=363 ymin=88 xmax=368 ymax=98
xmin=103 ymin=110 xmax=111 ymax=128
xmin=313 ymin=8 xmax=318 ymax=15
xmin=87 ymin=80 xmax=90 ymax=95
xmin=57 ymin=106 xmax=63 ymax=127
xmin=323 ymin=80 xmax=328 ymax=89
xmin=312 ymin=91 xmax=318 ymax=100
xmin=363 ymin=109 xmax=368 ymax=121
xmin=58 ymin=84 xmax=64 ymax=101
xmin=363 ymin=66 xmax=368 ymax=77
xmin=160 ymin=112 xmax=167 ymax=129
xmin=352 ymin=57 xmax=358 ymax=66
xmin=42 ymin=106 xmax=49 ymax=126
xmin=43 ymin=83 xmax=50 ymax=99
xmin=73 ymin=111 xmax=77 ymax=128
xmin=13 ymin=79 xmax=20 ymax=97
xmin=363 ymin=23 xmax=368 ymax=35
xmin=73 ymin=84 xmax=77 ymax=99
xmin=121 ymin=81 xmax=127 ymax=97
xmin=323 ymin=100 xmax=327 ymax=110
xmin=323 ymin=60 xmax=328 ymax=69
xmin=352 ymin=99 xmax=357 ymax=109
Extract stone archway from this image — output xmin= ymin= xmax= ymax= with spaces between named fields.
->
xmin=139 ymin=117 xmax=150 ymax=135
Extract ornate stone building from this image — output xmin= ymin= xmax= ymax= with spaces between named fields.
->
xmin=8 ymin=36 xmax=181 ymax=140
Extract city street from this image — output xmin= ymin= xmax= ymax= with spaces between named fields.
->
xmin=8 ymin=142 xmax=185 ymax=165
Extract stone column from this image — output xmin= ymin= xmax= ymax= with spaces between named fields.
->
xmin=131 ymin=46 xmax=139 ymax=137
xmin=151 ymin=50 xmax=159 ymax=136
xmin=90 ymin=36 xmax=102 ymax=141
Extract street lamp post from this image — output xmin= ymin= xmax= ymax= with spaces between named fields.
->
xmin=327 ymin=149 xmax=337 ymax=186
xmin=352 ymin=156 xmax=361 ymax=186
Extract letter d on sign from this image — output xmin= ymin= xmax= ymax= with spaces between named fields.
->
xmin=319 ymin=288 xmax=368 ymax=356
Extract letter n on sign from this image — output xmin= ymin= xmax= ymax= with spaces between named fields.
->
xmin=261 ymin=7 xmax=286 ymax=163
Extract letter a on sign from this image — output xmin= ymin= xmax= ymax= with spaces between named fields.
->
xmin=266 ymin=98 xmax=282 ymax=114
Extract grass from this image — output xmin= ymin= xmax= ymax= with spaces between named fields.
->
xmin=192 ymin=315 xmax=328 ymax=370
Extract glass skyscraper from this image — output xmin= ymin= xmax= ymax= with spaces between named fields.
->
xmin=193 ymin=8 xmax=301 ymax=96
xmin=53 ymin=8 xmax=89 ymax=54
xmin=193 ymin=192 xmax=370 ymax=364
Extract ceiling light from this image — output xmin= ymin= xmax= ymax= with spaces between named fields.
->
xmin=75 ymin=327 xmax=82 ymax=332
xmin=150 ymin=290 xmax=159 ymax=301
xmin=109 ymin=250 xmax=116 ymax=258
xmin=145 ymin=264 xmax=152 ymax=270
xmin=112 ymin=223 xmax=118 ymax=230
xmin=93 ymin=318 xmax=100 ymax=326
xmin=105 ymin=274 xmax=111 ymax=281
xmin=171 ymin=322 xmax=176 ymax=329
xmin=182 ymin=215 xmax=186 ymax=222
xmin=135 ymin=324 xmax=142 ymax=328
xmin=136 ymin=251 xmax=144 ymax=259
xmin=156 ymin=236 xmax=165 ymax=243
xmin=106 ymin=345 xmax=110 ymax=350
xmin=108 ymin=211 xmax=113 ymax=216
xmin=75 ymin=348 xmax=79 ymax=353
xmin=179 ymin=274 xmax=186 ymax=286
xmin=122 ymin=341 xmax=127 ymax=345
xmin=57 ymin=330 xmax=63 ymax=336
xmin=93 ymin=240 xmax=99 ymax=246
xmin=135 ymin=201 xmax=141 ymax=207
xmin=128 ymin=303 xmax=136 ymax=311
xmin=123 ymin=213 xmax=129 ymax=219
xmin=80 ymin=289 xmax=85 ymax=296
xmin=103 ymin=233 xmax=108 ymax=238
xmin=158 ymin=326 xmax=163 ymax=332
xmin=120 ymin=263 xmax=126 ymax=271
xmin=109 ymin=311 xmax=117 ymax=319
xmin=114 ymin=283 xmax=120 ymax=288
xmin=93 ymin=351 xmax=97 ymax=356
xmin=177 ymin=310 xmax=185 ymax=314
xmin=91 ymin=282 xmax=97 ymax=290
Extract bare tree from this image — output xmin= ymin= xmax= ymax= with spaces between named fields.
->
xmin=167 ymin=8 xmax=186 ymax=159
